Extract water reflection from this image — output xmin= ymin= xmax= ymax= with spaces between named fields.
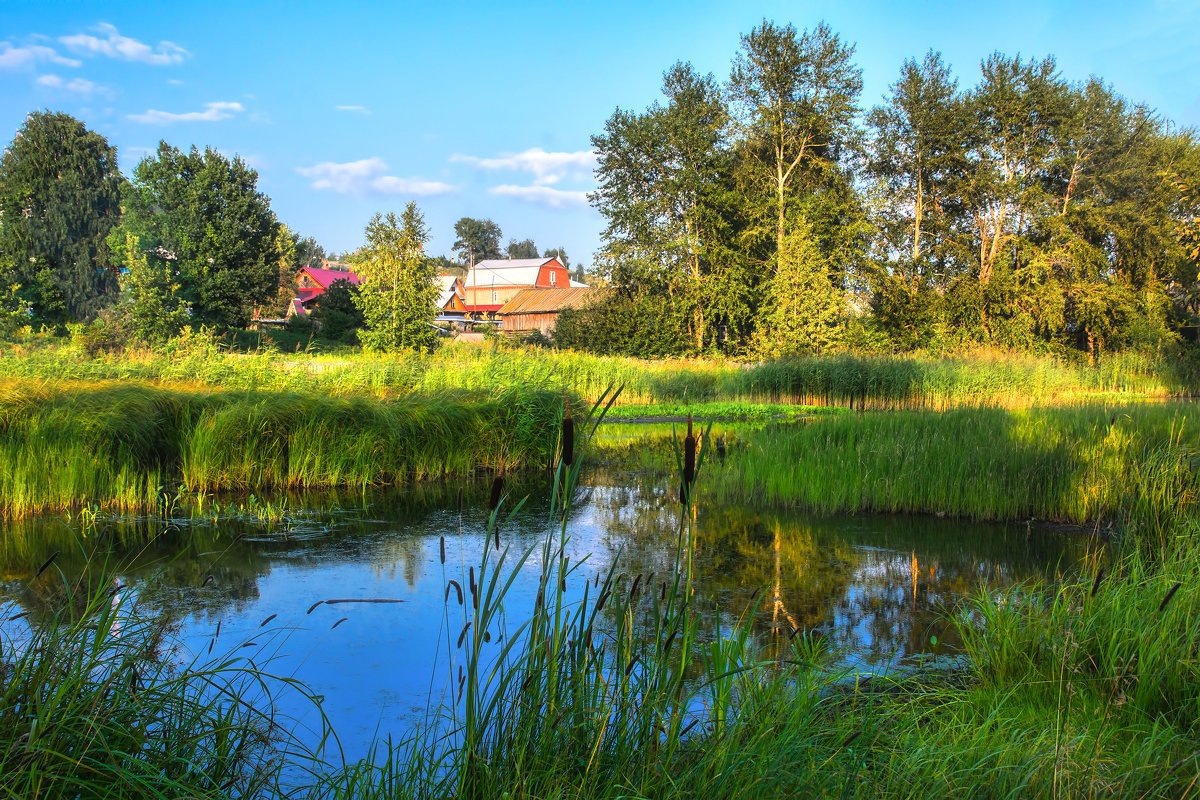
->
xmin=0 ymin=467 xmax=1094 ymax=759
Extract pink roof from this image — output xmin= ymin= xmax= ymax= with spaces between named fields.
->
xmin=301 ymin=266 xmax=361 ymax=288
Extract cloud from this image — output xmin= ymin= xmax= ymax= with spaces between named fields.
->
xmin=128 ymin=101 xmax=243 ymax=124
xmin=490 ymin=184 xmax=590 ymax=208
xmin=35 ymin=73 xmax=104 ymax=96
xmin=0 ymin=42 xmax=81 ymax=69
xmin=336 ymin=105 xmax=371 ymax=115
xmin=60 ymin=23 xmax=187 ymax=65
xmin=297 ymin=157 xmax=454 ymax=196
xmin=452 ymin=147 xmax=597 ymax=186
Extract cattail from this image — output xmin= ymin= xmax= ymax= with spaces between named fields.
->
xmin=681 ymin=719 xmax=699 ymax=736
xmin=439 ymin=536 xmax=446 ymax=565
xmin=630 ymin=573 xmax=643 ymax=602
xmin=596 ymin=588 xmax=611 ymax=612
xmin=457 ymin=621 xmax=472 ymax=648
xmin=715 ymin=435 xmax=726 ymax=464
xmin=625 ymin=655 xmax=639 ymax=676
xmin=662 ymin=630 xmax=677 ymax=653
xmin=306 ymin=600 xmax=324 ymax=615
xmin=35 ymin=551 xmax=59 ymax=579
xmin=494 ymin=526 xmax=500 ymax=550
xmin=446 ymin=579 xmax=464 ymax=605
xmin=332 ymin=618 xmax=348 ymax=629
xmin=202 ymin=574 xmax=214 ymax=587
xmin=841 ymin=730 xmax=862 ymax=748
xmin=1089 ymin=568 xmax=1104 ymax=598
xmin=259 ymin=613 xmax=277 ymax=627
xmin=1158 ymin=581 xmax=1182 ymax=613
xmin=561 ymin=409 xmax=575 ymax=467
xmin=489 ymin=475 xmax=504 ymax=512
xmin=660 ymin=583 xmax=667 ymax=602
xmin=469 ymin=567 xmax=477 ymax=597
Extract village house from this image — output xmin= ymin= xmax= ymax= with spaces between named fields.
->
xmin=498 ymin=286 xmax=606 ymax=337
xmin=435 ymin=275 xmax=468 ymax=324
xmin=288 ymin=262 xmax=360 ymax=319
xmin=462 ymin=257 xmax=582 ymax=319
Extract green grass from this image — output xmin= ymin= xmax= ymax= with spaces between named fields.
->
xmin=591 ymin=405 xmax=1199 ymax=553
xmin=1 ymin=332 xmax=1194 ymax=409
xmin=0 ymin=380 xmax=563 ymax=519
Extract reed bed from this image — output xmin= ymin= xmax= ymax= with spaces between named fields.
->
xmin=3 ymin=393 xmax=1200 ymax=797
xmin=1 ymin=334 xmax=1192 ymax=409
xmin=0 ymin=380 xmax=561 ymax=519
xmin=637 ymin=405 xmax=1200 ymax=550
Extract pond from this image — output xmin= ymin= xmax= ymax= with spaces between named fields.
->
xmin=0 ymin=425 xmax=1095 ymax=763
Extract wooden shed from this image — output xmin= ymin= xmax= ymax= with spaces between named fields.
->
xmin=498 ymin=287 xmax=606 ymax=336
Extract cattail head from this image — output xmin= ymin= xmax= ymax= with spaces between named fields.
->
xmin=1089 ymin=568 xmax=1104 ymax=598
xmin=1158 ymin=581 xmax=1182 ymax=613
xmin=684 ymin=416 xmax=696 ymax=484
xmin=439 ymin=536 xmax=446 ymax=565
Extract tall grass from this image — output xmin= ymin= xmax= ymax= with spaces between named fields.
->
xmin=2 ymin=333 xmax=1193 ymax=409
xmin=0 ymin=380 xmax=562 ymax=519
xmin=662 ymin=405 xmax=1200 ymax=544
xmin=0 ymin=563 xmax=326 ymax=798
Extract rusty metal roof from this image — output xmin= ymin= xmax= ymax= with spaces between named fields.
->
xmin=498 ymin=287 xmax=608 ymax=315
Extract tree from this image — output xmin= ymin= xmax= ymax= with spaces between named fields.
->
xmin=753 ymin=217 xmax=843 ymax=356
xmin=543 ymin=246 xmax=570 ymax=268
xmin=109 ymin=230 xmax=188 ymax=345
xmin=506 ymin=238 xmax=539 ymax=259
xmin=592 ymin=62 xmax=752 ymax=353
xmin=353 ymin=203 xmax=440 ymax=351
xmin=293 ymin=235 xmax=326 ymax=268
xmin=452 ymin=217 xmax=502 ymax=266
xmin=310 ymin=278 xmax=363 ymax=343
xmin=0 ymin=111 xmax=123 ymax=324
xmin=728 ymin=21 xmax=863 ymax=258
xmin=115 ymin=143 xmax=282 ymax=328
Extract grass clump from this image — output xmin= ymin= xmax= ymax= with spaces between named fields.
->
xmin=0 ymin=380 xmax=563 ymax=519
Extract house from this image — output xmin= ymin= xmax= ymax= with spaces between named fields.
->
xmin=435 ymin=275 xmax=468 ymax=322
xmin=498 ymin=287 xmax=606 ymax=337
xmin=462 ymin=257 xmax=570 ymax=318
xmin=293 ymin=263 xmax=361 ymax=316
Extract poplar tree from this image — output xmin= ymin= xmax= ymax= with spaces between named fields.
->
xmin=0 ymin=111 xmax=123 ymax=324
xmin=353 ymin=203 xmax=440 ymax=352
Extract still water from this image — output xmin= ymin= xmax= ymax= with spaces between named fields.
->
xmin=0 ymin=441 xmax=1093 ymax=761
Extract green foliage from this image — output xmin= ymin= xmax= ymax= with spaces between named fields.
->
xmin=0 ymin=111 xmax=123 ymax=325
xmin=110 ymin=231 xmax=189 ymax=346
xmin=505 ymin=237 xmax=539 ymax=259
xmin=114 ymin=142 xmax=281 ymax=329
xmin=310 ymin=278 xmax=363 ymax=343
xmin=353 ymin=204 xmax=440 ymax=352
xmin=753 ymin=217 xmax=844 ymax=356
xmin=451 ymin=217 xmax=502 ymax=266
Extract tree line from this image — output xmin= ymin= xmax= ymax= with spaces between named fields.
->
xmin=559 ymin=21 xmax=1200 ymax=362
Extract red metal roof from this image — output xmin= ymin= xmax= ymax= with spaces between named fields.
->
xmin=301 ymin=266 xmax=361 ymax=288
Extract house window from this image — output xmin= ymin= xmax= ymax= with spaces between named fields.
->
xmin=549 ymin=271 xmax=556 ymax=286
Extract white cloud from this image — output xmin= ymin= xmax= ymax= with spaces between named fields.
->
xmin=452 ymin=147 xmax=597 ymax=186
xmin=296 ymin=157 xmax=454 ymax=196
xmin=490 ymin=184 xmax=590 ymax=208
xmin=60 ymin=23 xmax=187 ymax=65
xmin=336 ymin=104 xmax=371 ymax=115
xmin=35 ymin=73 xmax=104 ymax=96
xmin=0 ymin=42 xmax=81 ymax=69
xmin=128 ymin=101 xmax=244 ymax=124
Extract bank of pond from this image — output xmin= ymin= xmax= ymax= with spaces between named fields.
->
xmin=1 ymin=397 xmax=1198 ymax=797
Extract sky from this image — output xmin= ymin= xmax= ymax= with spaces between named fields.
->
xmin=2 ymin=0 xmax=1198 ymax=268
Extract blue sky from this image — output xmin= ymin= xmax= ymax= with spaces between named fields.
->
xmin=3 ymin=0 xmax=1198 ymax=267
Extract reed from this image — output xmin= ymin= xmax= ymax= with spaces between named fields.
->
xmin=0 ymin=380 xmax=562 ymax=519
xmin=1 ymin=334 xmax=1192 ymax=409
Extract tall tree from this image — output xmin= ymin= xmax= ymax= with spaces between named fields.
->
xmin=0 ymin=111 xmax=123 ymax=324
xmin=452 ymin=217 xmax=502 ymax=266
xmin=506 ymin=238 xmax=540 ymax=259
xmin=353 ymin=204 xmax=440 ymax=352
xmin=543 ymin=246 xmax=570 ymax=268
xmin=592 ymin=62 xmax=750 ymax=352
xmin=116 ymin=143 xmax=282 ymax=328
xmin=752 ymin=217 xmax=842 ymax=355
xmin=728 ymin=21 xmax=863 ymax=258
